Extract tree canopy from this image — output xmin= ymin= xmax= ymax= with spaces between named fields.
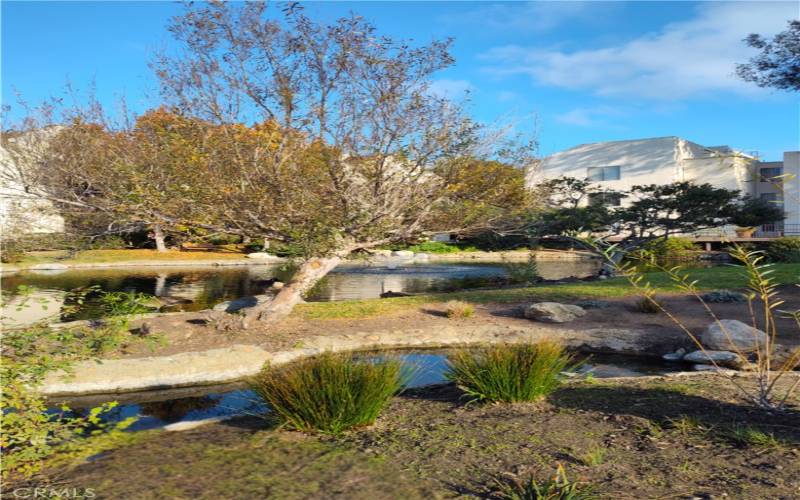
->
xmin=737 ymin=19 xmax=800 ymax=92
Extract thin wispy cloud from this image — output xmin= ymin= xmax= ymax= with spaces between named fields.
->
xmin=439 ymin=1 xmax=613 ymax=33
xmin=427 ymin=79 xmax=473 ymax=99
xmin=480 ymin=2 xmax=797 ymax=100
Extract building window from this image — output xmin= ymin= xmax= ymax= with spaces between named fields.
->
xmin=760 ymin=193 xmax=781 ymax=204
xmin=760 ymin=167 xmax=783 ymax=182
xmin=587 ymin=165 xmax=621 ymax=182
xmin=588 ymin=192 xmax=622 ymax=207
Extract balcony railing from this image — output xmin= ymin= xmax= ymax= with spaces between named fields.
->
xmin=755 ymin=224 xmax=800 ymax=238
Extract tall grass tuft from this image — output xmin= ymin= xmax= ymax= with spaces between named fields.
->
xmin=251 ymin=352 xmax=404 ymax=434
xmin=491 ymin=465 xmax=595 ymax=499
xmin=446 ymin=341 xmax=577 ymax=403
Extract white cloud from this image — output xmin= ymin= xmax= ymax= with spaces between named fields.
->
xmin=427 ymin=79 xmax=473 ymax=99
xmin=555 ymin=106 xmax=619 ymax=127
xmin=441 ymin=1 xmax=604 ymax=33
xmin=481 ymin=2 xmax=797 ymax=100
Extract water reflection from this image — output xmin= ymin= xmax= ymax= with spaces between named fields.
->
xmin=1 ymin=259 xmax=601 ymax=325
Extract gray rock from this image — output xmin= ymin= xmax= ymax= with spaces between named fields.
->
xmin=701 ymin=290 xmax=748 ymax=303
xmin=371 ymin=249 xmax=392 ymax=258
xmin=212 ymin=294 xmax=272 ymax=313
xmin=523 ymin=302 xmax=587 ymax=323
xmin=662 ymin=347 xmax=687 ymax=362
xmin=692 ymin=364 xmax=736 ymax=374
xmin=414 ymin=252 xmax=430 ymax=260
xmin=701 ymin=319 xmax=767 ymax=351
xmin=683 ymin=349 xmax=745 ymax=368
xmin=391 ymin=250 xmax=414 ymax=258
xmin=246 ymin=252 xmax=277 ymax=259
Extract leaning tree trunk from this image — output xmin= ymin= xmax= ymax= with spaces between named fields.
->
xmin=152 ymin=224 xmax=167 ymax=253
xmin=240 ymin=256 xmax=342 ymax=326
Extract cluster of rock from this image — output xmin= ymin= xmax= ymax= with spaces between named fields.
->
xmin=661 ymin=319 xmax=768 ymax=371
xmin=370 ymin=249 xmax=430 ymax=261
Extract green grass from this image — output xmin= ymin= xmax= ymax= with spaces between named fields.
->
xmin=294 ymin=263 xmax=800 ymax=320
xmin=446 ymin=341 xmax=579 ymax=403
xmin=403 ymin=241 xmax=481 ymax=254
xmin=491 ymin=465 xmax=595 ymax=500
xmin=727 ymin=425 xmax=782 ymax=449
xmin=13 ymin=249 xmax=247 ymax=267
xmin=251 ymin=353 xmax=404 ymax=435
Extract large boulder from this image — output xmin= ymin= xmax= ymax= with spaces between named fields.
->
xmin=212 ymin=294 xmax=272 ymax=313
xmin=701 ymin=319 xmax=767 ymax=351
xmin=683 ymin=349 xmax=745 ymax=369
xmin=523 ymin=302 xmax=586 ymax=323
xmin=391 ymin=250 xmax=414 ymax=258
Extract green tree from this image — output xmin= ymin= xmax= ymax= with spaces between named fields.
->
xmin=737 ymin=20 xmax=800 ymax=92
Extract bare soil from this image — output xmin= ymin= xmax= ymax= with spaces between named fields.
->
xmin=117 ymin=286 xmax=800 ymax=359
xmin=26 ymin=376 xmax=800 ymax=499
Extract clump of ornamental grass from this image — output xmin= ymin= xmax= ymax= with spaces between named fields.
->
xmin=445 ymin=300 xmax=475 ymax=319
xmin=251 ymin=352 xmax=404 ymax=435
xmin=446 ymin=341 xmax=578 ymax=403
xmin=633 ymin=293 xmax=661 ymax=314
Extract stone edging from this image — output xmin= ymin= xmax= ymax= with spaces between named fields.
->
xmin=41 ymin=323 xmax=679 ymax=396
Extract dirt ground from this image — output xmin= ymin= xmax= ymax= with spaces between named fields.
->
xmin=116 ymin=286 xmax=800 ymax=359
xmin=23 ymin=376 xmax=800 ymax=499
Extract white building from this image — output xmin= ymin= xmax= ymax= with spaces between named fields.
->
xmin=528 ymin=136 xmax=799 ymax=238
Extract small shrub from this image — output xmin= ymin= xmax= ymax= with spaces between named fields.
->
xmin=444 ymin=300 xmax=474 ymax=319
xmin=491 ymin=465 xmax=595 ymax=499
xmin=503 ymin=253 xmax=539 ymax=285
xmin=641 ymin=237 xmax=698 ymax=262
xmin=633 ymin=293 xmax=661 ymax=314
xmin=700 ymin=289 xmax=748 ymax=303
xmin=446 ymin=341 xmax=578 ymax=403
xmin=765 ymin=237 xmax=800 ymax=263
xmin=251 ymin=352 xmax=404 ymax=434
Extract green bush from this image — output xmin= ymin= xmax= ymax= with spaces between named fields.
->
xmin=444 ymin=300 xmax=475 ymax=319
xmin=765 ymin=237 xmax=800 ymax=263
xmin=251 ymin=353 xmax=404 ymax=434
xmin=640 ymin=237 xmax=698 ymax=262
xmin=446 ymin=341 xmax=578 ymax=403
xmin=404 ymin=241 xmax=479 ymax=254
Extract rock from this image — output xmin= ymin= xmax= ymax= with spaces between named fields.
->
xmin=683 ymin=350 xmax=745 ymax=369
xmin=391 ymin=250 xmax=414 ymax=258
xmin=700 ymin=290 xmax=748 ymax=303
xmin=371 ymin=249 xmax=392 ymax=258
xmin=692 ymin=364 xmax=736 ymax=374
xmin=28 ymin=263 xmax=69 ymax=271
xmin=523 ymin=302 xmax=586 ymax=323
xmin=212 ymin=294 xmax=272 ymax=313
xmin=662 ymin=348 xmax=687 ymax=362
xmin=271 ymin=281 xmax=284 ymax=290
xmin=414 ymin=253 xmax=430 ymax=260
xmin=575 ymin=299 xmax=611 ymax=309
xmin=246 ymin=252 xmax=277 ymax=259
xmin=701 ymin=319 xmax=767 ymax=351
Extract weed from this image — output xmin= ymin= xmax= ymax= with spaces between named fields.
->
xmin=251 ymin=352 xmax=404 ymax=435
xmin=727 ymin=425 xmax=782 ymax=449
xmin=579 ymin=446 xmax=606 ymax=467
xmin=446 ymin=341 xmax=579 ymax=403
xmin=444 ymin=300 xmax=475 ymax=319
xmin=491 ymin=464 xmax=595 ymax=499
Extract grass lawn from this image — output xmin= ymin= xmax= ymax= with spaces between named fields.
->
xmin=295 ymin=263 xmax=800 ymax=320
xmin=12 ymin=248 xmax=248 ymax=266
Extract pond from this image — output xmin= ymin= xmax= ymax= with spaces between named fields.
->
xmin=57 ymin=350 xmax=682 ymax=432
xmin=2 ymin=259 xmax=601 ymax=325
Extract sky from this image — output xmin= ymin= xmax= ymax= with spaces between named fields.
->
xmin=2 ymin=1 xmax=799 ymax=161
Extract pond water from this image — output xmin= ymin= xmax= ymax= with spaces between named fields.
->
xmin=2 ymin=259 xmax=601 ymax=325
xmin=58 ymin=350 xmax=681 ymax=432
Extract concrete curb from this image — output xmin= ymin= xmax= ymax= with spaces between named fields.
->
xmin=40 ymin=323 xmax=678 ymax=396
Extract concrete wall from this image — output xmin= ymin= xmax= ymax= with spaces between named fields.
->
xmin=783 ymin=151 xmax=800 ymax=228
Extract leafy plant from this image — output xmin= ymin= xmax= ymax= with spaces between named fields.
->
xmin=727 ymin=425 xmax=782 ymax=449
xmin=639 ymin=237 xmax=698 ymax=263
xmin=251 ymin=352 xmax=404 ymax=434
xmin=765 ymin=237 xmax=800 ymax=263
xmin=491 ymin=464 xmax=595 ymax=499
xmin=633 ymin=291 xmax=661 ymax=314
xmin=1 ymin=323 xmax=137 ymax=479
xmin=446 ymin=341 xmax=578 ymax=403
xmin=700 ymin=289 xmax=748 ymax=303
xmin=579 ymin=446 xmax=607 ymax=467
xmin=444 ymin=300 xmax=475 ymax=319
xmin=404 ymin=241 xmax=479 ymax=254
xmin=97 ymin=290 xmax=159 ymax=317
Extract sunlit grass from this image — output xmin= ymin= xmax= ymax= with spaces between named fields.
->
xmin=14 ymin=249 xmax=247 ymax=266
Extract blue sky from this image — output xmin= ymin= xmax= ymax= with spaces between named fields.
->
xmin=2 ymin=1 xmax=798 ymax=160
